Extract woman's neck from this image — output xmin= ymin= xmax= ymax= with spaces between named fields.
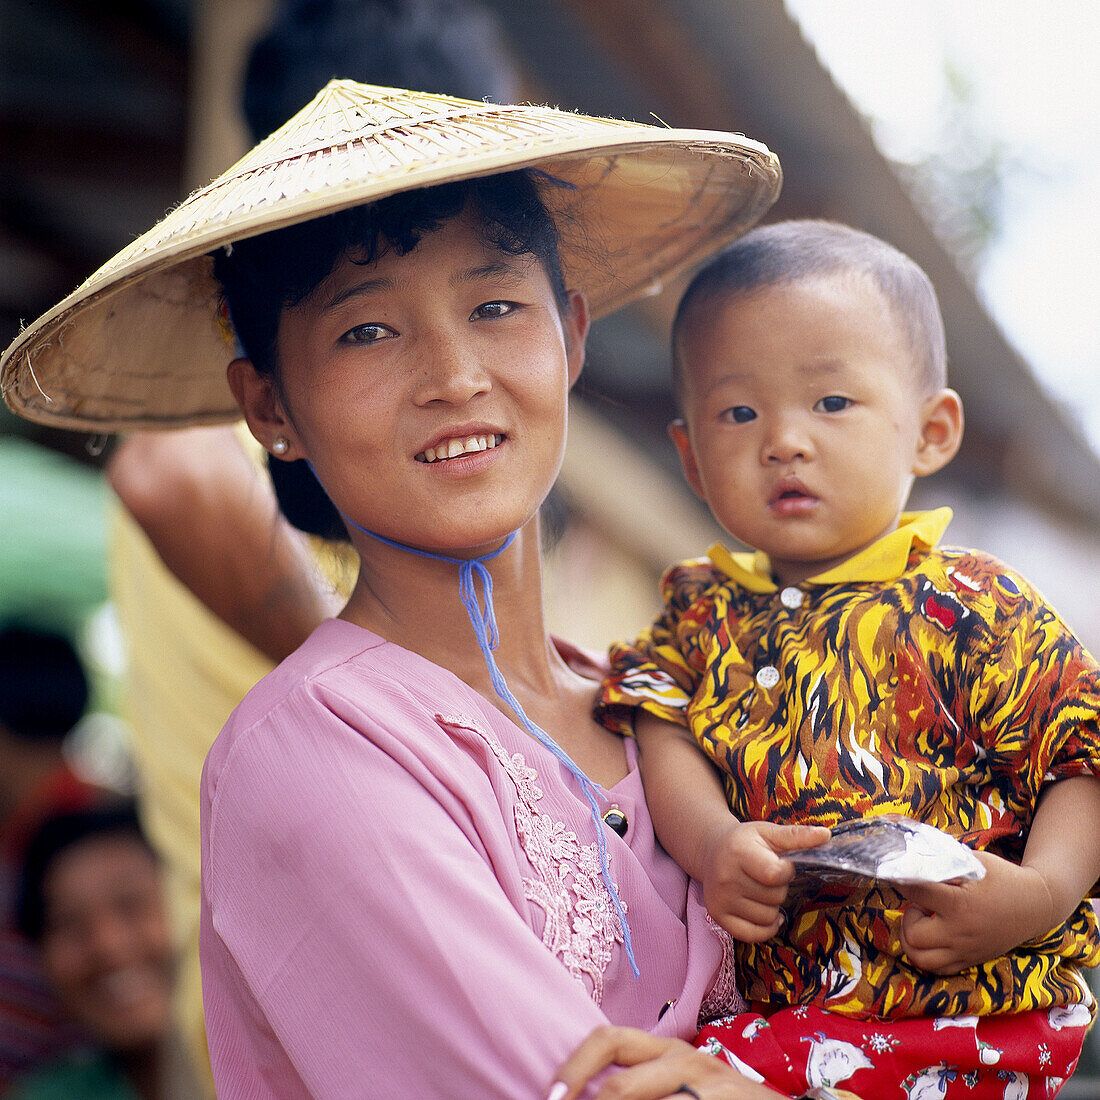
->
xmin=341 ymin=512 xmax=631 ymax=841
xmin=340 ymin=518 xmax=561 ymax=697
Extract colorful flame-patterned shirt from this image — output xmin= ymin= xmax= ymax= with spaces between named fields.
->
xmin=597 ymin=510 xmax=1100 ymax=1019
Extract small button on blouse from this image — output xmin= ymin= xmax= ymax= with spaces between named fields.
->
xmin=602 ymin=806 xmax=629 ymax=837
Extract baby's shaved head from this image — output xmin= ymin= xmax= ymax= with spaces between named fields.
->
xmin=672 ymin=220 xmax=947 ymax=407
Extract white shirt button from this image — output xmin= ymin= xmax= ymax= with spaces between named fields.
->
xmin=756 ymin=665 xmax=780 ymax=688
xmin=780 ymin=586 xmax=803 ymax=608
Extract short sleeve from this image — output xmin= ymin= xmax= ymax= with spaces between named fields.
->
xmin=964 ymin=560 xmax=1100 ymax=805
xmin=595 ymin=559 xmax=723 ymax=735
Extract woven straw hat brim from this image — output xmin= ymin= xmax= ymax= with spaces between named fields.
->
xmin=2 ymin=81 xmax=781 ymax=431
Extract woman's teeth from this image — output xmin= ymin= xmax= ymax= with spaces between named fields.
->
xmin=417 ymin=434 xmax=503 ymax=463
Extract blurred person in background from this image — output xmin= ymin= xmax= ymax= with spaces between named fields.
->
xmin=104 ymin=0 xmax=522 ymax=1087
xmin=0 ymin=624 xmax=102 ymax=1091
xmin=10 ymin=804 xmax=198 ymax=1100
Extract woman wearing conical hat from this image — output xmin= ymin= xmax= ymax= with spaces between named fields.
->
xmin=2 ymin=82 xmax=802 ymax=1098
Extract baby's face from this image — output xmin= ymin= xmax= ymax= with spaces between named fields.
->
xmin=672 ymin=272 xmax=932 ymax=585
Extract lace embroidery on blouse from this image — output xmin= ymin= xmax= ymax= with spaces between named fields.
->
xmin=699 ymin=915 xmax=747 ymax=1025
xmin=435 ymin=713 xmax=624 ymax=1005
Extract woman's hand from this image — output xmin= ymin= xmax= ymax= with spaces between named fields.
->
xmin=701 ymin=820 xmax=830 ymax=943
xmin=545 ymin=1026 xmax=781 ymax=1099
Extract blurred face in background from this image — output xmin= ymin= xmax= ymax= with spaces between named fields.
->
xmin=39 ymin=833 xmax=175 ymax=1052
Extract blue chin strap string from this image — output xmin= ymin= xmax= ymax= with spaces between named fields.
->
xmin=344 ymin=514 xmax=639 ymax=979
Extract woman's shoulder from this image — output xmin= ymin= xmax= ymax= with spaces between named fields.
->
xmin=246 ymin=616 xmax=388 ymax=692
xmin=223 ymin=618 xmax=385 ymax=720
xmin=226 ymin=624 xmax=607 ymax=734
xmin=201 ymin=620 xmax=496 ymax=867
xmin=206 ymin=619 xmax=453 ymax=782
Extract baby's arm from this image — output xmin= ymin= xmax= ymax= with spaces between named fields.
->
xmin=900 ymin=775 xmax=1100 ymax=973
xmin=635 ymin=711 xmax=828 ymax=941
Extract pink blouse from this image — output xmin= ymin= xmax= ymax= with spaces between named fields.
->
xmin=200 ymin=619 xmax=741 ymax=1098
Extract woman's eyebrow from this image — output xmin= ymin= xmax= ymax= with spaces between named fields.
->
xmin=321 ymin=276 xmax=396 ymax=311
xmin=452 ymin=259 xmax=530 ymax=287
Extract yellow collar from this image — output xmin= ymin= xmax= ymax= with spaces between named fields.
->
xmin=707 ymin=508 xmax=953 ymax=593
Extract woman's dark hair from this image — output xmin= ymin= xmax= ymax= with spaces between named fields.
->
xmin=0 ymin=624 xmax=89 ymax=742
xmin=17 ymin=802 xmax=155 ymax=942
xmin=214 ymin=170 xmax=569 ymax=540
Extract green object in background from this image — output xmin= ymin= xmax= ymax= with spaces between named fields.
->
xmin=0 ymin=433 xmax=130 ymax=787
xmin=0 ymin=434 xmax=108 ymax=638
xmin=7 ymin=1048 xmax=139 ymax=1100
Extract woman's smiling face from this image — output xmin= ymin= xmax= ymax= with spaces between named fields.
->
xmin=241 ymin=210 xmax=587 ymax=558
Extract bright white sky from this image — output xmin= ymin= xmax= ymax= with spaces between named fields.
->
xmin=783 ymin=0 xmax=1100 ymax=455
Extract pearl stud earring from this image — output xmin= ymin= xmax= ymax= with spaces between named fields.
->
xmin=271 ymin=437 xmax=289 ymax=456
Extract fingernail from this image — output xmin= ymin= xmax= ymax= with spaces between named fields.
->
xmin=546 ymin=1083 xmax=569 ymax=1100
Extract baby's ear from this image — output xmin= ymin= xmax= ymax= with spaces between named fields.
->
xmin=668 ymin=419 xmax=707 ymax=500
xmin=913 ymin=387 xmax=964 ymax=477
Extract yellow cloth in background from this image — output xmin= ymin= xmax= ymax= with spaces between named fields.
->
xmin=111 ymin=501 xmax=272 ymax=1096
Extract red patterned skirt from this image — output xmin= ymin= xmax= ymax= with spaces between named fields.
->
xmin=695 ymin=1003 xmax=1093 ymax=1098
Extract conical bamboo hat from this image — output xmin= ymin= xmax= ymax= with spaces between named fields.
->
xmin=2 ymin=80 xmax=781 ymax=431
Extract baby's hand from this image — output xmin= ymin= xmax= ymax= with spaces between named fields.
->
xmin=701 ymin=820 xmax=830 ymax=942
xmin=898 ymin=850 xmax=1055 ymax=974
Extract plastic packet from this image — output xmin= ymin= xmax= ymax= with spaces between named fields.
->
xmin=786 ymin=814 xmax=985 ymax=901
